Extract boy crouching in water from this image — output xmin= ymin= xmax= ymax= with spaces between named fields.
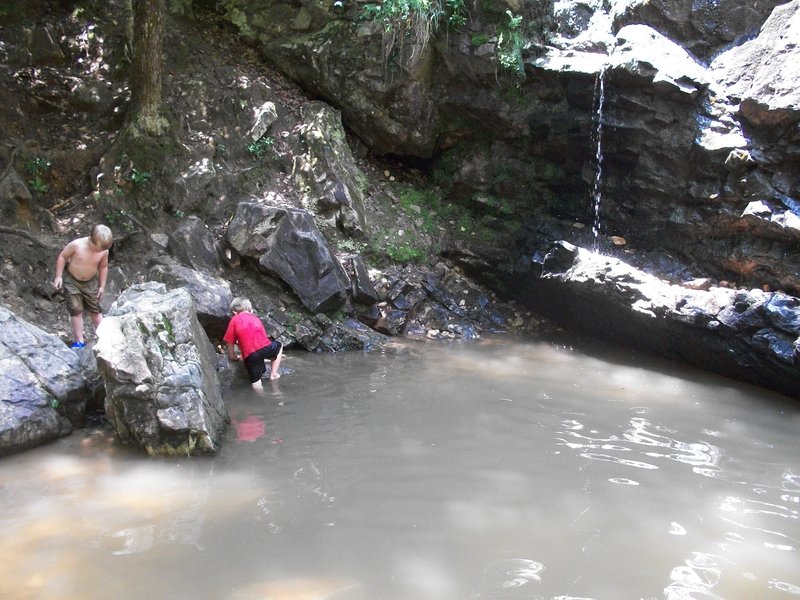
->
xmin=223 ymin=297 xmax=283 ymax=389
xmin=52 ymin=224 xmax=113 ymax=348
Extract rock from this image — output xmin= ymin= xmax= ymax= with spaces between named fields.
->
xmin=610 ymin=0 xmax=785 ymax=62
xmin=29 ymin=26 xmax=64 ymax=65
xmin=312 ymin=318 xmax=389 ymax=351
xmin=0 ymin=304 xmax=90 ymax=456
xmin=293 ymin=102 xmax=368 ymax=237
xmin=523 ymin=242 xmax=800 ymax=399
xmin=168 ymin=216 xmax=223 ymax=274
xmin=147 ymin=261 xmax=233 ymax=339
xmin=95 ymin=284 xmax=228 ymax=456
xmin=226 ymin=202 xmax=351 ymax=313
xmin=248 ymin=101 xmax=278 ymax=142
xmin=611 ymin=24 xmax=708 ymax=100
xmin=711 ymin=1 xmax=800 ymax=128
xmin=343 ymin=254 xmax=379 ymax=305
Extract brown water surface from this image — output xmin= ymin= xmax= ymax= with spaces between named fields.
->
xmin=0 ymin=338 xmax=798 ymax=599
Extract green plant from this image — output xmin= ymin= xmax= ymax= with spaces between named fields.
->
xmin=337 ymin=237 xmax=367 ymax=254
xmin=361 ymin=0 xmax=467 ymax=71
xmin=497 ymin=10 xmax=525 ymax=79
xmin=130 ymin=168 xmax=151 ymax=185
xmin=471 ymin=33 xmax=490 ymax=46
xmin=28 ymin=176 xmax=48 ymax=194
xmin=25 ymin=157 xmax=51 ymax=175
xmin=25 ymin=157 xmax=51 ymax=194
xmin=456 ymin=212 xmax=475 ymax=233
xmin=104 ymin=209 xmax=136 ymax=233
xmin=386 ymin=243 xmax=425 ymax=263
xmin=246 ymin=136 xmax=275 ymax=159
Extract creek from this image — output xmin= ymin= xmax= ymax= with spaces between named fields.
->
xmin=0 ymin=337 xmax=798 ymax=599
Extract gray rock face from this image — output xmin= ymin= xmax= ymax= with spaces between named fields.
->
xmin=95 ymin=284 xmax=228 ymax=456
xmin=710 ymin=1 xmax=800 ymax=127
xmin=168 ymin=216 xmax=223 ymax=274
xmin=226 ymin=202 xmax=351 ymax=313
xmin=147 ymin=260 xmax=233 ymax=339
xmin=0 ymin=304 xmax=89 ymax=455
xmin=293 ymin=102 xmax=368 ymax=237
xmin=524 ymin=242 xmax=800 ymax=399
xmin=610 ymin=0 xmax=786 ymax=62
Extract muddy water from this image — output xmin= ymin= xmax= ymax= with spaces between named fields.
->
xmin=0 ymin=338 xmax=798 ymax=600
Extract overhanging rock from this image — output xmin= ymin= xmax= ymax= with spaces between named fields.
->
xmin=524 ymin=241 xmax=800 ymax=399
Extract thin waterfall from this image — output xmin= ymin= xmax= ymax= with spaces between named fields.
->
xmin=590 ymin=64 xmax=607 ymax=253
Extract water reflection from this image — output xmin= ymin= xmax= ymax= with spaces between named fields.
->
xmin=0 ymin=339 xmax=798 ymax=600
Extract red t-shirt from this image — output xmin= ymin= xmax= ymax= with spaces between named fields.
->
xmin=222 ymin=311 xmax=271 ymax=359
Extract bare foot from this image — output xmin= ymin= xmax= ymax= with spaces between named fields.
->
xmin=269 ymin=372 xmax=281 ymax=381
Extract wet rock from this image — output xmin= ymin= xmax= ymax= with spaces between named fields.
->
xmin=313 ymin=318 xmax=389 ymax=351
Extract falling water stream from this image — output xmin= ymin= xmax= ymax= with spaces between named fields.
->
xmin=591 ymin=65 xmax=608 ymax=253
xmin=0 ymin=337 xmax=798 ymax=600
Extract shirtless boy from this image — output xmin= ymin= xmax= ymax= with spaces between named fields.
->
xmin=52 ymin=224 xmax=113 ymax=348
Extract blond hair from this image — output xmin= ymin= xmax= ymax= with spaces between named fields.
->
xmin=230 ymin=297 xmax=253 ymax=313
xmin=91 ymin=224 xmax=113 ymax=250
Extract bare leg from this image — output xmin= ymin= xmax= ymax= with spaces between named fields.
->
xmin=90 ymin=312 xmax=103 ymax=332
xmin=70 ymin=313 xmax=85 ymax=343
xmin=250 ymin=380 xmax=264 ymax=391
xmin=269 ymin=347 xmax=283 ymax=380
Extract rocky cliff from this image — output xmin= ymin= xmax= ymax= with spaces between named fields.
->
xmin=223 ymin=0 xmax=800 ymax=296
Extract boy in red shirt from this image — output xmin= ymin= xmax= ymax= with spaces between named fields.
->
xmin=223 ymin=297 xmax=283 ymax=389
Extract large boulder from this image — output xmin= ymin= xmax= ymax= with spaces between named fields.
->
xmin=147 ymin=260 xmax=233 ymax=339
xmin=523 ymin=242 xmax=800 ymax=399
xmin=94 ymin=284 xmax=228 ymax=456
xmin=226 ymin=202 xmax=351 ymax=313
xmin=0 ymin=304 xmax=91 ymax=455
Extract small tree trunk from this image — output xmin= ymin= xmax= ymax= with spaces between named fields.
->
xmin=128 ymin=0 xmax=167 ymax=136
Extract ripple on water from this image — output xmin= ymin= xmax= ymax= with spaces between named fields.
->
xmin=480 ymin=558 xmax=545 ymax=592
xmin=608 ymin=477 xmax=639 ymax=486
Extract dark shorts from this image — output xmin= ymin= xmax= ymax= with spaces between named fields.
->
xmin=63 ymin=271 xmax=101 ymax=316
xmin=243 ymin=341 xmax=282 ymax=383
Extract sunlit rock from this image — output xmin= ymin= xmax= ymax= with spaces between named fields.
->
xmin=147 ymin=260 xmax=233 ymax=339
xmin=95 ymin=284 xmax=228 ymax=456
xmin=525 ymin=242 xmax=800 ymax=399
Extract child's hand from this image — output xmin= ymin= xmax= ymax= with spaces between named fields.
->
xmin=52 ymin=277 xmax=63 ymax=290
